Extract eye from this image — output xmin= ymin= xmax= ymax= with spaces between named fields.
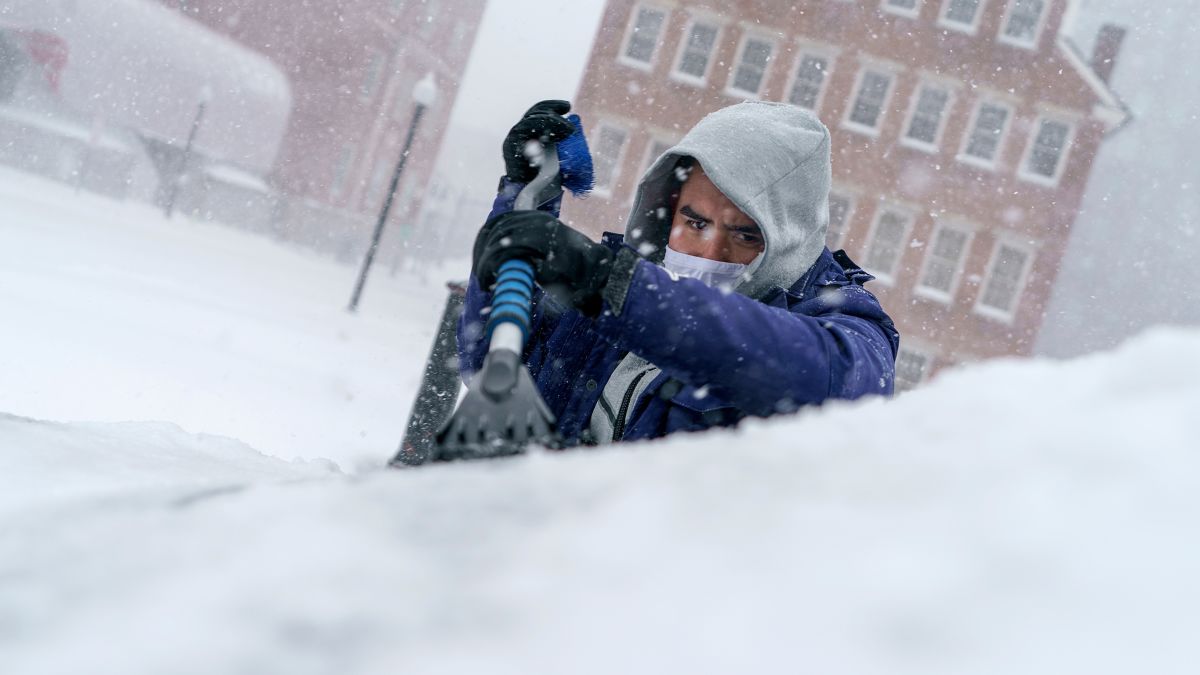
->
xmin=685 ymin=218 xmax=708 ymax=231
xmin=733 ymin=231 xmax=763 ymax=246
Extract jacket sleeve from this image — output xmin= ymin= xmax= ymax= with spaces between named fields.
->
xmin=591 ymin=250 xmax=898 ymax=416
xmin=456 ymin=178 xmax=567 ymax=380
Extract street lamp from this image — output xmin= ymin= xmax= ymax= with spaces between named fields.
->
xmin=348 ymin=72 xmax=438 ymax=312
xmin=164 ymin=84 xmax=213 ymax=218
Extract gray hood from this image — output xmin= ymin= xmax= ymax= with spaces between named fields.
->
xmin=624 ymin=101 xmax=831 ymax=300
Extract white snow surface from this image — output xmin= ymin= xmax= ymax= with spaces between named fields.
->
xmin=3 ymin=170 xmax=1199 ymax=673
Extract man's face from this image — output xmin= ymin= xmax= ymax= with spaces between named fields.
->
xmin=667 ymin=164 xmax=764 ymax=265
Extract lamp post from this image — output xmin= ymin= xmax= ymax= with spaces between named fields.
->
xmin=348 ymin=72 xmax=438 ymax=312
xmin=164 ymin=84 xmax=213 ymax=219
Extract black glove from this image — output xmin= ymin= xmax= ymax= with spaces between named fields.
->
xmin=473 ymin=210 xmax=614 ymax=316
xmin=503 ymin=100 xmax=577 ymax=183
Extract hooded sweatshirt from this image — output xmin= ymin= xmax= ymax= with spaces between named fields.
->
xmin=589 ymin=101 xmax=835 ymax=443
xmin=623 ymin=100 xmax=832 ymax=300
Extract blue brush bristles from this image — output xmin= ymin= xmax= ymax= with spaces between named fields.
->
xmin=557 ymin=114 xmax=594 ymax=197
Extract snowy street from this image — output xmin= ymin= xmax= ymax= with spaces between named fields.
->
xmin=3 ymin=171 xmax=1199 ymax=673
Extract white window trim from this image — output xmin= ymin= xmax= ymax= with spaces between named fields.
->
xmin=591 ymin=121 xmax=632 ymax=199
xmin=973 ymin=236 xmax=1035 ymax=323
xmin=1016 ymin=114 xmax=1076 ymax=187
xmin=956 ymin=98 xmax=1013 ymax=171
xmin=895 ymin=343 xmax=937 ymax=391
xmin=881 ymin=0 xmax=923 ymax=19
xmin=937 ymin=0 xmax=988 ymax=34
xmin=914 ymin=220 xmax=976 ymax=304
xmin=724 ymin=30 xmax=778 ymax=99
xmin=841 ymin=65 xmax=897 ymax=138
xmin=861 ymin=202 xmax=916 ymax=285
xmin=899 ymin=81 xmax=956 ymax=153
xmin=997 ymin=0 xmax=1050 ymax=50
xmin=618 ymin=3 xmax=671 ymax=72
xmin=628 ymin=132 xmax=679 ymax=204
xmin=669 ymin=15 xmax=723 ymax=87
xmin=826 ymin=187 xmax=859 ymax=251
xmin=784 ymin=43 xmax=839 ymax=113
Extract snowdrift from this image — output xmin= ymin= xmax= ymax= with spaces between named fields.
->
xmin=2 ymin=327 xmax=1198 ymax=675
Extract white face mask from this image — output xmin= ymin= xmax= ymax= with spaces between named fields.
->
xmin=662 ymin=245 xmax=752 ymax=289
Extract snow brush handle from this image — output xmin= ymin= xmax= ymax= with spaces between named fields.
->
xmin=486 ymin=142 xmax=560 ymax=355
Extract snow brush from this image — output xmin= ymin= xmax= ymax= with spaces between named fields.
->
xmin=427 ymin=143 xmax=565 ymax=462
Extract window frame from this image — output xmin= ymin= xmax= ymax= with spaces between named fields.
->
xmin=670 ymin=14 xmax=723 ymax=86
xmin=937 ymin=0 xmax=988 ymax=34
xmin=590 ymin=121 xmax=632 ymax=198
xmin=618 ymin=3 xmax=671 ymax=71
xmin=900 ymin=79 xmax=956 ymax=152
xmin=629 ymin=132 xmax=678 ymax=204
xmin=785 ymin=43 xmax=838 ymax=113
xmin=1016 ymin=113 xmax=1076 ymax=187
xmin=861 ymin=202 xmax=916 ymax=285
xmin=826 ymin=188 xmax=859 ymax=251
xmin=894 ymin=344 xmax=936 ymax=392
xmin=841 ymin=65 xmax=897 ymax=137
xmin=914 ymin=220 xmax=975 ymax=303
xmin=880 ymin=0 xmax=923 ymax=19
xmin=724 ymin=29 xmax=777 ymax=99
xmin=956 ymin=98 xmax=1014 ymax=170
xmin=997 ymin=0 xmax=1049 ymax=50
xmin=973 ymin=236 xmax=1035 ymax=323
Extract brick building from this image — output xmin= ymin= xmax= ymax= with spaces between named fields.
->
xmin=567 ymin=0 xmax=1126 ymax=389
xmin=161 ymin=0 xmax=485 ymax=259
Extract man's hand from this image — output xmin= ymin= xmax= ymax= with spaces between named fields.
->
xmin=472 ymin=210 xmax=614 ymax=316
xmin=502 ymin=100 xmax=577 ymax=184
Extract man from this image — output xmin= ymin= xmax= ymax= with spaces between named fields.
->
xmin=461 ymin=100 xmax=899 ymax=446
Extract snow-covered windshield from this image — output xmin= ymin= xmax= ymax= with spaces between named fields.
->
xmin=1 ymin=1 xmax=1196 ymax=672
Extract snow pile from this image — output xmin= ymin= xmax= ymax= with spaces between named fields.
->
xmin=3 ymin=326 xmax=1198 ymax=675
xmin=0 ymin=167 xmax=455 ymax=470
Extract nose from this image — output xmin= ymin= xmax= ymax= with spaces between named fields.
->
xmin=698 ymin=232 xmax=731 ymax=262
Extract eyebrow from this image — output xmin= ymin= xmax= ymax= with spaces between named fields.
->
xmin=679 ymin=204 xmax=760 ymax=234
xmin=679 ymin=204 xmax=711 ymax=224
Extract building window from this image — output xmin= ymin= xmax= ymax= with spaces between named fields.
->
xmin=959 ymin=100 xmax=1011 ymax=167
xmin=727 ymin=35 xmax=774 ymax=97
xmin=621 ymin=5 xmax=668 ymax=68
xmin=916 ymin=223 xmax=972 ymax=300
xmin=787 ymin=52 xmax=831 ymax=111
xmin=330 ymin=143 xmax=357 ymax=200
xmin=845 ymin=68 xmax=894 ymax=134
xmin=939 ymin=0 xmax=984 ymax=31
xmin=827 ymin=190 xmax=856 ymax=250
xmin=895 ymin=346 xmax=933 ymax=392
xmin=999 ymin=0 xmax=1046 ymax=48
xmin=450 ymin=20 xmax=471 ymax=53
xmin=881 ymin=0 xmax=922 ymax=18
xmin=863 ymin=205 xmax=914 ymax=282
xmin=673 ymin=19 xmax=720 ymax=82
xmin=418 ymin=0 xmax=439 ymax=39
xmin=592 ymin=124 xmax=629 ymax=194
xmin=1020 ymin=117 xmax=1073 ymax=184
xmin=977 ymin=241 xmax=1032 ymax=319
xmin=903 ymin=83 xmax=952 ymax=150
xmin=359 ymin=51 xmax=385 ymax=101
xmin=641 ymin=136 xmax=674 ymax=176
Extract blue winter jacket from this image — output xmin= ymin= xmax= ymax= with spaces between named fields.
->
xmin=456 ymin=179 xmax=900 ymax=446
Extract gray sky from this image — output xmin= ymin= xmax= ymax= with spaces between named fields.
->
xmin=432 ymin=0 xmax=608 ymax=198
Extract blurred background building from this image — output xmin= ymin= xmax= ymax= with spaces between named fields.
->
xmin=0 ymin=0 xmax=485 ymax=266
xmin=159 ymin=0 xmax=486 ymax=263
xmin=567 ymin=0 xmax=1128 ymax=389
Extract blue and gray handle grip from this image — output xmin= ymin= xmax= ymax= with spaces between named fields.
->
xmin=483 ymin=142 xmax=560 ymax=356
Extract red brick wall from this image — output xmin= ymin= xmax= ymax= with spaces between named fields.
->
xmin=569 ymin=0 xmax=1115 ymax=376
xmin=162 ymin=0 xmax=484 ymax=227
